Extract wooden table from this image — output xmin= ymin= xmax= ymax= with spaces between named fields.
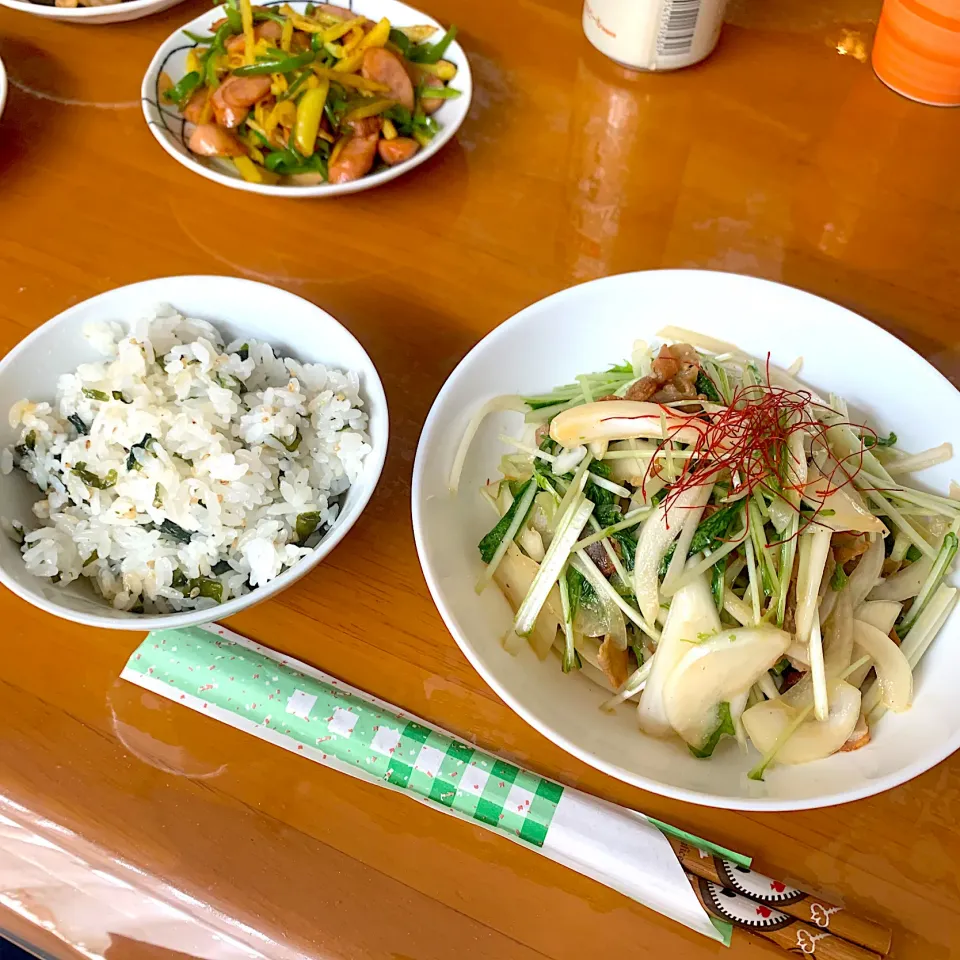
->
xmin=1 ymin=0 xmax=959 ymax=957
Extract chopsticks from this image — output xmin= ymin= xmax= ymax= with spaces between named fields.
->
xmin=668 ymin=836 xmax=892 ymax=959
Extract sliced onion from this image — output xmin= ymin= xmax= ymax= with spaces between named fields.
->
xmin=823 ymin=589 xmax=854 ymax=675
xmin=852 ymin=620 xmax=913 ymax=712
xmin=588 ymin=440 xmax=609 ymax=460
xmin=803 ymin=463 xmax=886 ymax=534
xmin=846 ymin=535 xmax=885 ymax=609
xmin=662 ymin=626 xmax=791 ymax=750
xmin=517 ymin=526 xmax=545 ymax=562
xmin=630 ymin=472 xmax=667 ymax=508
xmin=493 ymin=545 xmax=562 ymax=660
xmin=606 ymin=439 xmax=659 ymax=484
xmin=549 ymin=400 xmax=707 ymax=449
xmin=606 ymin=598 xmax=628 ymax=651
xmin=633 ymin=484 xmax=710 ymax=626
xmin=554 ymin=445 xmax=587 ymax=475
xmin=855 ymin=600 xmax=902 ymax=636
xmin=637 ymin=574 xmax=719 ymax=738
xmin=795 ymin=528 xmax=833 ymax=647
xmin=742 ymin=680 xmax=861 ymax=764
xmin=449 ymin=395 xmax=526 ymax=493
xmin=868 ymin=553 xmax=933 ymax=601
xmin=662 ymin=482 xmax=714 ymax=594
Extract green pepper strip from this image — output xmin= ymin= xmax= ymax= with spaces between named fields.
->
xmin=417 ymin=84 xmax=460 ymax=100
xmin=407 ymin=24 xmax=457 ymax=64
xmin=163 ymin=71 xmax=202 ymax=109
xmin=253 ymin=8 xmax=286 ymax=23
xmin=234 ymin=50 xmax=316 ymax=77
xmin=281 ymin=69 xmax=312 ymax=101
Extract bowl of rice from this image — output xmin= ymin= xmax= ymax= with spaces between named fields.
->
xmin=0 ymin=276 xmax=387 ymax=630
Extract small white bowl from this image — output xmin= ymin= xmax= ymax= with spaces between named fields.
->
xmin=142 ymin=0 xmax=472 ymax=197
xmin=0 ymin=0 xmax=186 ymax=25
xmin=413 ymin=270 xmax=960 ymax=810
xmin=0 ymin=276 xmax=388 ymax=630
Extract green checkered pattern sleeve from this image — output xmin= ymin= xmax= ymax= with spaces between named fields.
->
xmin=126 ymin=626 xmax=564 ymax=848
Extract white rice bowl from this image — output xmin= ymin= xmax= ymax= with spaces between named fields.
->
xmin=1 ymin=305 xmax=371 ymax=615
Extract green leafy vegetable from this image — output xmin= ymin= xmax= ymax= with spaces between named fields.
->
xmin=14 ymin=430 xmax=37 ymax=459
xmin=82 ymin=550 xmax=99 ymax=567
xmin=830 ymin=563 xmax=848 ymax=591
xmin=695 ymin=371 xmax=721 ymax=403
xmin=211 ymin=560 xmax=232 ymax=576
xmin=71 ymin=462 xmax=117 ymax=490
xmin=190 ymin=577 xmax=224 ymax=603
xmin=906 ymin=544 xmax=923 ymax=563
xmin=711 ymin=556 xmax=726 ymax=612
xmin=276 ymin=428 xmax=303 ymax=453
xmin=565 ymin=566 xmax=584 ymax=620
xmin=688 ymin=702 xmax=735 ymax=759
xmin=612 ymin=528 xmax=637 ymax=571
xmin=689 ymin=502 xmax=744 ymax=555
xmin=237 ymin=343 xmax=249 ymax=362
xmin=478 ymin=479 xmax=535 ymax=564
xmin=159 ymin=519 xmax=193 ymax=543
xmin=863 ymin=431 xmax=897 ymax=449
xmin=126 ymin=434 xmax=155 ymax=472
xmin=296 ymin=511 xmax=323 ymax=543
xmin=82 ymin=388 xmax=111 ymax=402
xmin=67 ymin=414 xmax=88 ymax=436
xmin=112 ymin=391 xmax=131 ymax=404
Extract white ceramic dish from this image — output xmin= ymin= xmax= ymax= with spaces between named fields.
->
xmin=0 ymin=0 xmax=185 ymax=25
xmin=0 ymin=56 xmax=6 ymax=123
xmin=142 ymin=0 xmax=472 ymax=198
xmin=412 ymin=269 xmax=960 ymax=810
xmin=0 ymin=275 xmax=388 ymax=631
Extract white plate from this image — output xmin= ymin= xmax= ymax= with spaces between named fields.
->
xmin=412 ymin=269 xmax=960 ymax=810
xmin=142 ymin=0 xmax=472 ymax=197
xmin=0 ymin=275 xmax=388 ymax=631
xmin=0 ymin=56 xmax=6 ymax=122
xmin=0 ymin=0 xmax=185 ymax=25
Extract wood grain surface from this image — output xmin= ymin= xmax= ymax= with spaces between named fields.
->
xmin=0 ymin=0 xmax=959 ymax=957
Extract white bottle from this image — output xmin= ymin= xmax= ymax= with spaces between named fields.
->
xmin=582 ymin=0 xmax=728 ymax=71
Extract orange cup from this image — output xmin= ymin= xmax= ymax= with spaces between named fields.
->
xmin=872 ymin=0 xmax=960 ymax=105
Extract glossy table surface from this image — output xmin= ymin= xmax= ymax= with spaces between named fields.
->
xmin=2 ymin=0 xmax=960 ymax=958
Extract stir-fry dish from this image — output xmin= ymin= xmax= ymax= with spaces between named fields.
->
xmin=453 ymin=328 xmax=959 ymax=777
xmin=158 ymin=1 xmax=460 ymax=185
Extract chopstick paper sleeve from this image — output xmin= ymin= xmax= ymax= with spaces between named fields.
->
xmin=122 ymin=623 xmax=733 ymax=946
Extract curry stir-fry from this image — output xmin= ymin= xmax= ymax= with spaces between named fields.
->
xmin=159 ymin=1 xmax=460 ymax=185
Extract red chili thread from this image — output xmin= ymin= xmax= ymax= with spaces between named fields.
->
xmin=628 ymin=365 xmax=873 ymax=542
